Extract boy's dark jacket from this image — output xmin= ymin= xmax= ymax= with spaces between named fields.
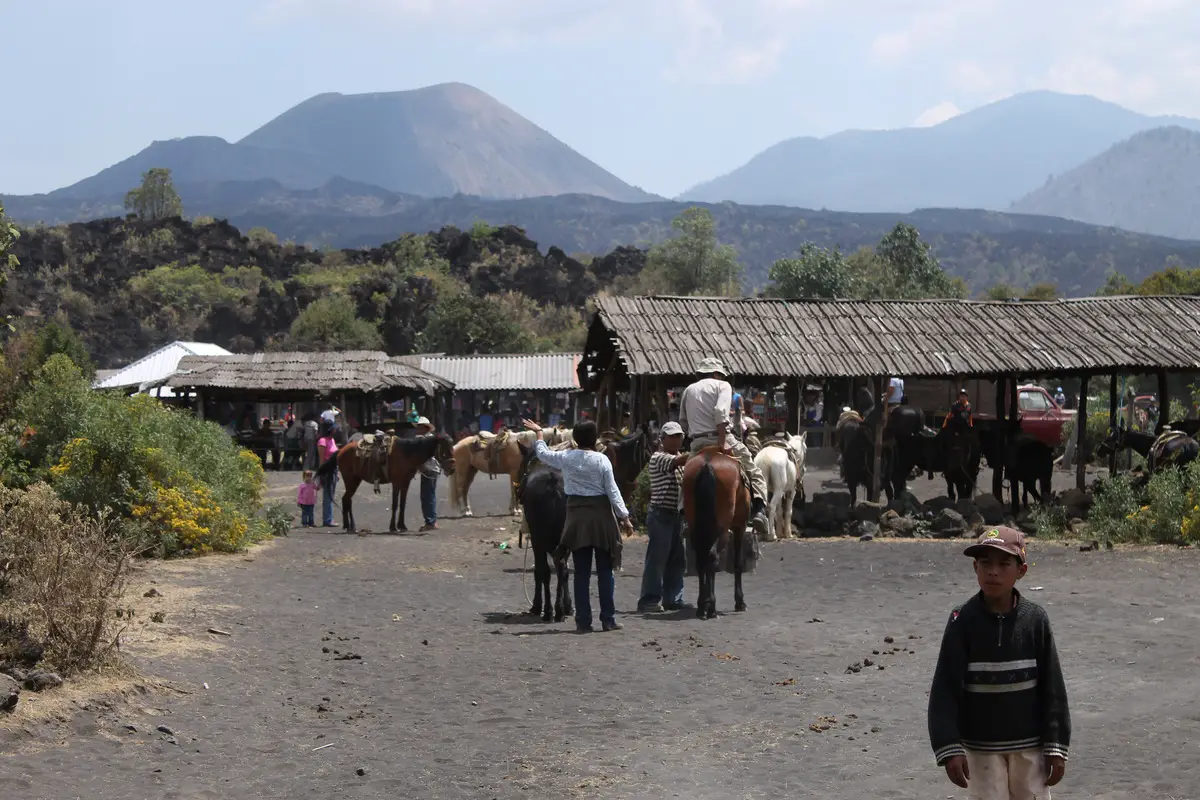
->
xmin=927 ymin=589 xmax=1070 ymax=764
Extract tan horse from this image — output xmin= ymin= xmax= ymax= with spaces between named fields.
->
xmin=448 ymin=429 xmax=539 ymax=517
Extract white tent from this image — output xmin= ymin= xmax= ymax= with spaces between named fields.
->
xmin=93 ymin=341 xmax=232 ymax=397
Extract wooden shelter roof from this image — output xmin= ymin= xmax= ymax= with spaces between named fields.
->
xmin=581 ymin=295 xmax=1200 ymax=386
xmin=167 ymin=351 xmax=454 ymax=395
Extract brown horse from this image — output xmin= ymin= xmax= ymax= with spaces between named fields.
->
xmin=447 ymin=430 xmax=538 ymax=517
xmin=682 ymin=447 xmax=749 ymax=620
xmin=316 ymin=433 xmax=456 ymax=533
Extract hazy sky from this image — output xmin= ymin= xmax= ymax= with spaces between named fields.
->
xmin=3 ymin=0 xmax=1198 ymax=196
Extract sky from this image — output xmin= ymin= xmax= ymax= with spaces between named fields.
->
xmin=3 ymin=0 xmax=1199 ymax=197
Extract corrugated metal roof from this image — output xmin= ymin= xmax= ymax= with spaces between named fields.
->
xmin=417 ymin=353 xmax=580 ymax=391
xmin=583 ymin=295 xmax=1200 ymax=382
xmin=94 ymin=341 xmax=233 ymax=393
xmin=167 ymin=351 xmax=453 ymax=395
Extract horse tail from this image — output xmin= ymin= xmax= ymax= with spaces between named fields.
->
xmin=316 ymin=447 xmax=340 ymax=478
xmin=692 ymin=459 xmax=720 ymax=551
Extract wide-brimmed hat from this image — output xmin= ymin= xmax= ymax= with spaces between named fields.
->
xmin=416 ymin=416 xmax=431 ymax=427
xmin=660 ymin=421 xmax=684 ymax=436
xmin=964 ymin=526 xmax=1026 ymax=563
xmin=695 ymin=357 xmax=729 ymax=376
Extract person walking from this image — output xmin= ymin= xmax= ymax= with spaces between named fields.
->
xmin=523 ymin=418 xmax=633 ymax=633
xmin=414 ymin=416 xmax=440 ymax=532
xmin=678 ymin=357 xmax=769 ymax=537
xmin=316 ymin=428 xmax=340 ymax=528
xmin=928 ymin=526 xmax=1071 ymax=799
xmin=638 ymin=421 xmax=688 ymax=613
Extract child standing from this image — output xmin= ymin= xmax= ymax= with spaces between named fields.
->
xmin=296 ymin=470 xmax=317 ymax=527
xmin=928 ymin=526 xmax=1071 ymax=799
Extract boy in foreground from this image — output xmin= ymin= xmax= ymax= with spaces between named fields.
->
xmin=928 ymin=526 xmax=1071 ymax=799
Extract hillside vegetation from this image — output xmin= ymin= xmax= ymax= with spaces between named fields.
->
xmin=5 ymin=216 xmax=645 ymax=368
xmin=8 ymin=188 xmax=1200 ymax=296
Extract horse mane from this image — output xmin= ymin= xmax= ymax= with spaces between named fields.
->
xmin=393 ymin=433 xmax=444 ymax=457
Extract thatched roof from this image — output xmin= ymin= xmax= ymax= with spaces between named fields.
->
xmin=581 ymin=295 xmax=1200 ymax=386
xmin=167 ymin=351 xmax=453 ymax=395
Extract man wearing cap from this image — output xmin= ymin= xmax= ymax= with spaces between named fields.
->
xmin=928 ymin=526 xmax=1071 ymax=799
xmin=638 ymin=421 xmax=689 ymax=612
xmin=678 ymin=357 xmax=770 ymax=537
xmin=415 ymin=417 xmax=440 ymax=532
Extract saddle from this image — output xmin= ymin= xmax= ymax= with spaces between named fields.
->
xmin=355 ymin=433 xmax=393 ymax=494
xmin=1150 ymin=429 xmax=1190 ymax=470
xmin=471 ymin=429 xmax=511 ymax=477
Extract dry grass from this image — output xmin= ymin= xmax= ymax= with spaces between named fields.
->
xmin=0 ymin=484 xmax=140 ymax=674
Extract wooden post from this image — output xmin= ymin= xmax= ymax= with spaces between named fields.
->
xmin=785 ymin=377 xmax=801 ymax=435
xmin=1123 ymin=386 xmax=1135 ymax=470
xmin=638 ymin=376 xmax=651 ymax=427
xmin=1075 ymin=374 xmax=1089 ymax=491
xmin=992 ymin=376 xmax=1007 ymax=502
xmin=628 ymin=375 xmax=641 ymax=428
xmin=654 ymin=378 xmax=668 ymax=424
xmin=195 ymin=391 xmax=206 ymax=421
xmin=870 ymin=375 xmax=887 ymax=503
xmin=1157 ymin=370 xmax=1170 ymax=433
xmin=1108 ymin=374 xmax=1119 ymax=475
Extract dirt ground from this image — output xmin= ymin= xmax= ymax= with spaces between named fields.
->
xmin=3 ymin=466 xmax=1198 ymax=799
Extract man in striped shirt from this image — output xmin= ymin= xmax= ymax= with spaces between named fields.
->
xmin=928 ymin=526 xmax=1070 ymax=799
xmin=637 ymin=422 xmax=688 ymax=613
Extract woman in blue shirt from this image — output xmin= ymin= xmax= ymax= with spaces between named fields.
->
xmin=524 ymin=418 xmax=633 ymax=633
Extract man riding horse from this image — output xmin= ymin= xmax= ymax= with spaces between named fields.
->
xmin=679 ymin=357 xmax=770 ymax=538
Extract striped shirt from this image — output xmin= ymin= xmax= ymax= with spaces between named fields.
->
xmin=649 ymin=451 xmax=684 ymax=510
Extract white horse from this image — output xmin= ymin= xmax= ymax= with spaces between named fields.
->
xmin=753 ymin=432 xmax=808 ymax=542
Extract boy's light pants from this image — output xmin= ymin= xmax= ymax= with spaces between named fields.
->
xmin=966 ymin=749 xmax=1049 ymax=800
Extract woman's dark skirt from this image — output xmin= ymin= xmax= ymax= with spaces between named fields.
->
xmin=556 ymin=495 xmax=622 ymax=569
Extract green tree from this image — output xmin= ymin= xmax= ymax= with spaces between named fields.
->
xmin=246 ymin=226 xmax=279 ymax=247
xmin=418 ymin=290 xmax=533 ymax=355
xmin=766 ymin=244 xmax=858 ymax=298
xmin=124 ymin=167 xmax=183 ymax=221
xmin=983 ymin=282 xmax=1060 ymax=301
xmin=282 ymin=295 xmax=383 ymax=352
xmin=0 ymin=200 xmax=18 ymax=331
xmin=870 ymin=222 xmax=963 ymax=299
xmin=1097 ymin=271 xmax=1136 ymax=296
xmin=641 ymin=207 xmax=742 ymax=296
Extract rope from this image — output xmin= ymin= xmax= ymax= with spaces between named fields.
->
xmin=521 ymin=539 xmax=533 ymax=608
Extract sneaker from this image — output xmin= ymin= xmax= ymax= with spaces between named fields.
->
xmin=663 ymin=602 xmax=687 ymax=611
xmin=418 ymin=523 xmax=438 ymax=532
xmin=638 ymin=603 xmax=665 ymax=613
xmin=602 ymin=620 xmax=623 ymax=632
xmin=575 ymin=626 xmax=593 ymax=634
xmin=750 ymin=511 xmax=770 ymax=537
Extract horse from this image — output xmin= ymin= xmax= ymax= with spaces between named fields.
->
xmin=1096 ymin=427 xmax=1200 ymax=475
xmin=753 ymin=433 xmax=807 ymax=541
xmin=316 ymin=433 xmax=456 ymax=533
xmin=447 ymin=429 xmax=538 ymax=517
xmin=682 ymin=447 xmax=748 ymax=620
xmin=600 ymin=423 xmax=658 ymax=508
xmin=977 ymin=425 xmax=1054 ymax=514
xmin=920 ymin=426 xmax=982 ymax=502
xmin=837 ymin=413 xmax=894 ymax=505
xmin=514 ymin=441 xmax=572 ymax=623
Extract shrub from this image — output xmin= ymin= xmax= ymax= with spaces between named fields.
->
xmin=630 ymin=465 xmax=651 ymax=530
xmin=0 ymin=483 xmax=137 ymax=674
xmin=262 ymin=501 xmax=294 ymax=537
xmin=1030 ymin=502 xmax=1069 ymax=539
xmin=12 ymin=355 xmax=266 ymax=556
xmin=1090 ymin=462 xmax=1200 ymax=544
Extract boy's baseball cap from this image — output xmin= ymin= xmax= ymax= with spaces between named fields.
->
xmin=964 ymin=526 xmax=1026 ymax=563
xmin=660 ymin=421 xmax=684 ymax=436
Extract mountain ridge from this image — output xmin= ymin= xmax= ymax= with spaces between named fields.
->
xmin=51 ymin=82 xmax=655 ymax=203
xmin=1010 ymin=125 xmax=1200 ymax=241
xmin=679 ymin=91 xmax=1200 ymax=213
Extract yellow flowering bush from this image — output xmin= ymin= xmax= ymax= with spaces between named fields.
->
xmin=12 ymin=355 xmax=268 ymax=557
xmin=1091 ymin=461 xmax=1200 ymax=544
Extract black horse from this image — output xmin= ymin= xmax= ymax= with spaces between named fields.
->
xmin=514 ymin=442 xmax=572 ymax=623
xmin=838 ymin=415 xmax=895 ymax=504
xmin=1096 ymin=427 xmax=1200 ymax=475
xmin=977 ymin=425 xmax=1053 ymax=514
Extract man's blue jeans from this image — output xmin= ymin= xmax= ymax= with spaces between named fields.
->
xmin=572 ymin=546 xmax=616 ymax=630
xmin=639 ymin=506 xmax=686 ymax=609
xmin=420 ymin=475 xmax=437 ymax=526
xmin=321 ymin=474 xmax=338 ymax=526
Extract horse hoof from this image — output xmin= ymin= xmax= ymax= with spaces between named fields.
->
xmin=527 ymin=606 xmax=541 ymax=616
xmin=696 ymin=608 xmax=707 ymax=620
xmin=735 ymin=603 xmax=747 ymax=613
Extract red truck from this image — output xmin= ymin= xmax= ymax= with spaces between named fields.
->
xmin=903 ymin=380 xmax=1076 ymax=448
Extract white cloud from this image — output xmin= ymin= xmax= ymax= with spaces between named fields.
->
xmin=913 ymin=101 xmax=961 ymax=127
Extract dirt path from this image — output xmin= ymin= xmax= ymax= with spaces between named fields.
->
xmin=3 ymin=472 xmax=1198 ymax=799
